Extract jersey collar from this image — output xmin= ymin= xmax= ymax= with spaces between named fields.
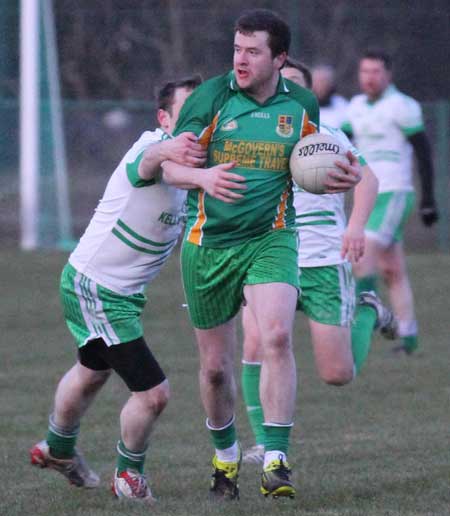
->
xmin=366 ymin=84 xmax=397 ymax=105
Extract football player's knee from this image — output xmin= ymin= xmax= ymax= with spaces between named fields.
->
xmin=143 ymin=381 xmax=170 ymax=415
xmin=82 ymin=369 xmax=111 ymax=393
xmin=381 ymin=263 xmax=403 ymax=285
xmin=204 ymin=366 xmax=228 ymax=389
xmin=320 ymin=365 xmax=353 ymax=386
xmin=265 ymin=325 xmax=291 ymax=351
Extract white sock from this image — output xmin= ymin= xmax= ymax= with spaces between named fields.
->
xmin=263 ymin=450 xmax=286 ymax=468
xmin=216 ymin=441 xmax=239 ymax=463
xmin=398 ymin=319 xmax=418 ymax=337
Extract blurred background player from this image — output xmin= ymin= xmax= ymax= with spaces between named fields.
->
xmin=342 ymin=49 xmax=439 ymax=354
xmin=29 ymin=76 xmax=206 ymax=502
xmin=312 ymin=64 xmax=349 ymax=129
xmin=241 ymin=57 xmax=396 ymax=464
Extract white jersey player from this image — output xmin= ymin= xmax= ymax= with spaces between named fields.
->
xmin=343 ymin=49 xmax=438 ymax=354
xmin=69 ymin=128 xmax=187 ymax=299
xmin=30 ymin=77 xmax=208 ymax=501
xmin=294 ymin=123 xmax=363 ymax=269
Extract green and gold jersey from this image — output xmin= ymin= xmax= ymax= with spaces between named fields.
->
xmin=174 ymin=71 xmax=319 ymax=247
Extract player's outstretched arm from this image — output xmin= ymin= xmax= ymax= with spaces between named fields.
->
xmin=162 ymin=161 xmax=246 ymax=203
xmin=323 ymin=151 xmax=362 ymax=194
xmin=341 ymin=165 xmax=378 ymax=262
xmin=408 ymin=131 xmax=439 ymax=226
xmin=138 ymin=132 xmax=207 ymax=180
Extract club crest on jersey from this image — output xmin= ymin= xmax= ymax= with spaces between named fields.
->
xmin=221 ymin=119 xmax=238 ymax=131
xmin=276 ymin=115 xmax=293 ymax=137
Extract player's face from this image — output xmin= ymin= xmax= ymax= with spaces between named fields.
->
xmin=359 ymin=58 xmax=391 ymax=99
xmin=233 ymin=30 xmax=286 ymax=101
xmin=281 ymin=66 xmax=307 ymax=88
xmin=161 ymin=87 xmax=194 ymax=135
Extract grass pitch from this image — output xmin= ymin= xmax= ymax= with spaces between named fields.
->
xmin=1 ymin=249 xmax=449 ymax=516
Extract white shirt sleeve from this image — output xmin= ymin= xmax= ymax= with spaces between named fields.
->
xmin=395 ymin=95 xmax=424 ymax=135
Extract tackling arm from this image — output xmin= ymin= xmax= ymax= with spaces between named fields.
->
xmin=137 ymin=132 xmax=206 ymax=181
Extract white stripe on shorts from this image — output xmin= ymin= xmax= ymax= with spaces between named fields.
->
xmin=378 ymin=192 xmax=407 ymax=247
xmin=74 ymin=272 xmax=120 ymax=346
xmin=338 ymin=262 xmax=355 ymax=327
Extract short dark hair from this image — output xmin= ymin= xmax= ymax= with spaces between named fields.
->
xmin=157 ymin=75 xmax=202 ymax=113
xmin=234 ymin=9 xmax=290 ymax=57
xmin=283 ymin=57 xmax=313 ymax=89
xmin=361 ymin=49 xmax=392 ymax=70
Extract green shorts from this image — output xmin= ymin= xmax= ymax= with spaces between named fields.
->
xmin=60 ymin=263 xmax=147 ymax=347
xmin=366 ymin=191 xmax=415 ymax=246
xmin=297 ymin=263 xmax=355 ymax=327
xmin=181 ymin=229 xmax=299 ymax=329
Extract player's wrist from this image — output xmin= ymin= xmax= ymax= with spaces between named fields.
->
xmin=158 ymin=140 xmax=172 ymax=163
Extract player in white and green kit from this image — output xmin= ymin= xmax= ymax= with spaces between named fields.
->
xmin=241 ymin=59 xmax=396 ymax=465
xmin=342 ymin=49 xmax=439 ymax=354
xmin=162 ymin=10 xmax=361 ymax=501
xmin=30 ymin=77 xmax=209 ymax=502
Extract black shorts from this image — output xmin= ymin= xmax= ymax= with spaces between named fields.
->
xmin=78 ymin=337 xmax=166 ymax=392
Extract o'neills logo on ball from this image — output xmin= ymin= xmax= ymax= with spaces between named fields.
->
xmin=297 ymin=142 xmax=340 ymax=157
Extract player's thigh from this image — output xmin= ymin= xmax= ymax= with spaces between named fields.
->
xmin=352 ymin=236 xmax=379 ymax=277
xmin=181 ymin=229 xmax=298 ymax=330
xmin=244 ymin=282 xmax=298 ymax=336
xmin=298 ymin=264 xmax=355 ymax=327
xmin=79 ymin=336 xmax=166 ymax=393
xmin=181 ymin=241 xmax=247 ymax=329
xmin=366 ymin=191 xmax=415 ymax=247
xmin=60 ymin=263 xmax=146 ymax=348
xmin=244 ymin=228 xmax=299 ymax=332
xmin=241 ymin=306 xmax=263 ymax=362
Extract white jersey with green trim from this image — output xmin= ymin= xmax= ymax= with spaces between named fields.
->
xmin=344 ymin=85 xmax=424 ymax=193
xmin=320 ymin=94 xmax=349 ymax=130
xmin=295 ymin=124 xmax=361 ymax=267
xmin=69 ymin=129 xmax=187 ymax=295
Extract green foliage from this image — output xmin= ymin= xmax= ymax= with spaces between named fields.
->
xmin=1 ymin=250 xmax=449 ymax=515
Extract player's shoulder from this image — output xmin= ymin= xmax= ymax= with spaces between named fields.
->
xmin=120 ymin=129 xmax=164 ymax=164
xmin=184 ymin=72 xmax=232 ymax=106
xmin=131 ymin=128 xmax=164 ymax=150
xmin=176 ymin=72 xmax=234 ymax=125
xmin=285 ymin=79 xmax=319 ymax=126
xmin=388 ymin=86 xmax=421 ymax=110
xmin=348 ymin=93 xmax=367 ymax=108
xmin=331 ymin=94 xmax=349 ymax=108
xmin=286 ymin=79 xmax=317 ymax=106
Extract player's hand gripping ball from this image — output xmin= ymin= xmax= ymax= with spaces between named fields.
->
xmin=289 ymin=133 xmax=350 ymax=194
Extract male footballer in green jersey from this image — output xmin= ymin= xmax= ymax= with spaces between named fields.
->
xmin=162 ymin=9 xmax=361 ymax=500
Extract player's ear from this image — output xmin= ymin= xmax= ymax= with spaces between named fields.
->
xmin=275 ymin=51 xmax=287 ymax=70
xmin=157 ymin=109 xmax=169 ymax=131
